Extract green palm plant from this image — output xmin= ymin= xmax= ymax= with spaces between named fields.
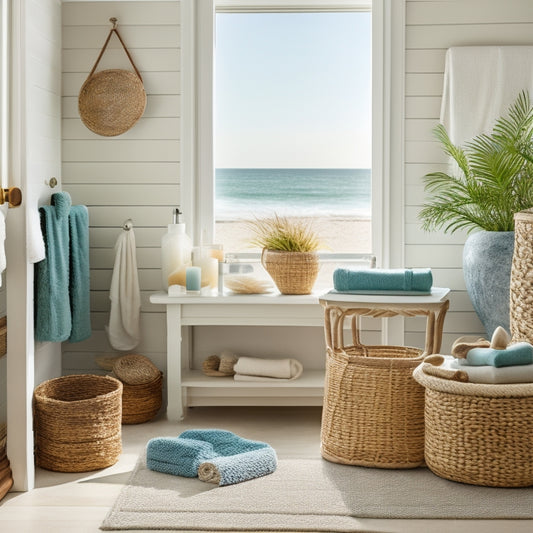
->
xmin=419 ymin=90 xmax=533 ymax=234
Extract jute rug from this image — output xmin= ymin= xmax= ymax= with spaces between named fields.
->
xmin=101 ymin=453 xmax=533 ymax=531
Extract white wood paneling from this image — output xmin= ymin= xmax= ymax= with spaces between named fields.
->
xmin=61 ymin=1 xmax=180 ymax=380
xmin=404 ymin=0 xmax=533 ymax=348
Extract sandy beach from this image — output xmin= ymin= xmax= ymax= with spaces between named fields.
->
xmin=215 ymin=216 xmax=372 ymax=254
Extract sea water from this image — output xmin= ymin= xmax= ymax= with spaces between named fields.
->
xmin=215 ymin=168 xmax=371 ymax=221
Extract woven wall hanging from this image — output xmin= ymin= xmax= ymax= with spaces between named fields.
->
xmin=78 ymin=18 xmax=146 ymax=137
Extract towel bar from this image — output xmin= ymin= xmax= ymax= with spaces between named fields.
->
xmin=0 ymin=187 xmax=22 ymax=207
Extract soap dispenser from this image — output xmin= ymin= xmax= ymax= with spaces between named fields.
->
xmin=161 ymin=207 xmax=193 ymax=289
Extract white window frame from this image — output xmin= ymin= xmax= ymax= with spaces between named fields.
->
xmin=180 ymin=0 xmax=405 ymax=271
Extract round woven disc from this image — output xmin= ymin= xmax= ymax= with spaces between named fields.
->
xmin=78 ymin=69 xmax=146 ymax=136
xmin=113 ymin=354 xmax=160 ymax=385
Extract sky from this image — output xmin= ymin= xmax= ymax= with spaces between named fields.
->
xmin=215 ymin=11 xmax=372 ymax=169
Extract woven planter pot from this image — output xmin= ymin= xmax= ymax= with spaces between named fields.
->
xmin=33 ymin=374 xmax=123 ymax=472
xmin=511 ymin=209 xmax=533 ymax=343
xmin=261 ymin=249 xmax=319 ymax=295
xmin=121 ymin=372 xmax=163 ymax=424
xmin=413 ymin=365 xmax=533 ymax=487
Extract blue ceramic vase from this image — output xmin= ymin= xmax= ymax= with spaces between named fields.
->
xmin=463 ymin=231 xmax=514 ymax=338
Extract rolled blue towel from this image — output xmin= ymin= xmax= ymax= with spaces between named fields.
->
xmin=146 ymin=437 xmax=216 ymax=477
xmin=459 ymin=342 xmax=533 ymax=368
xmin=146 ymin=429 xmax=277 ymax=485
xmin=333 ymin=268 xmax=433 ymax=293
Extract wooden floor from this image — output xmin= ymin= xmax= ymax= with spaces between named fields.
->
xmin=0 ymin=406 xmax=531 ymax=533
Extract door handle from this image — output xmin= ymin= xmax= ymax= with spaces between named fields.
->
xmin=0 ymin=187 xmax=22 ymax=207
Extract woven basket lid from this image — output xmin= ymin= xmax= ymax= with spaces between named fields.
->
xmin=113 ymin=354 xmax=160 ymax=385
xmin=78 ymin=69 xmax=146 ymax=137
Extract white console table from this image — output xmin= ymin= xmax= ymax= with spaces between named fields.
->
xmin=150 ymin=288 xmax=450 ymax=420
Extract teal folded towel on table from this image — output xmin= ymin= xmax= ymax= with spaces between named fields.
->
xmin=333 ymin=268 xmax=433 ymax=293
xmin=147 ymin=429 xmax=277 ymax=486
xmin=68 ymin=205 xmax=91 ymax=343
xmin=35 ymin=192 xmax=72 ymax=342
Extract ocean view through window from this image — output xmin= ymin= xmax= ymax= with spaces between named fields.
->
xmin=214 ymin=10 xmax=372 ymax=255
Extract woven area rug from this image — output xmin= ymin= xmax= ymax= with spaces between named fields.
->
xmin=101 ymin=453 xmax=533 ymax=531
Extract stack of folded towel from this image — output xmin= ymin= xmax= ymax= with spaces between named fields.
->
xmin=332 ymin=267 xmax=433 ymax=295
xmin=233 ymin=356 xmax=303 ymax=382
xmin=423 ymin=326 xmax=533 ymax=384
xmin=146 ymin=429 xmax=277 ymax=486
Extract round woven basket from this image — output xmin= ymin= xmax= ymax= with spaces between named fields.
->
xmin=261 ymin=249 xmax=319 ymax=295
xmin=413 ymin=365 xmax=533 ymax=487
xmin=121 ymin=371 xmax=163 ymax=424
xmin=510 ymin=209 xmax=533 ymax=343
xmin=33 ymin=374 xmax=123 ymax=472
xmin=321 ymin=345 xmax=426 ymax=469
xmin=113 ymin=354 xmax=160 ymax=385
xmin=79 ymin=69 xmax=146 ymax=137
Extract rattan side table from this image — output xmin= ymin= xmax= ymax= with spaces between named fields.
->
xmin=319 ymin=288 xmax=450 ymax=468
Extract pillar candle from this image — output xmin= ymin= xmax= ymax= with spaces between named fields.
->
xmin=186 ymin=266 xmax=201 ymax=292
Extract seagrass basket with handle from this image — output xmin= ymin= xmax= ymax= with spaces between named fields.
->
xmin=320 ymin=304 xmax=426 ymax=468
xmin=78 ymin=18 xmax=146 ymax=137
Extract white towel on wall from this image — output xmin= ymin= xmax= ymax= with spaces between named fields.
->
xmin=27 ymin=189 xmax=46 ymax=264
xmin=441 ymin=46 xmax=533 ymax=145
xmin=0 ymin=204 xmax=8 ymax=285
xmin=105 ymin=226 xmax=141 ymax=351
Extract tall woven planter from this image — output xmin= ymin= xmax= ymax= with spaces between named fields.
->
xmin=33 ymin=375 xmax=123 ymax=472
xmin=510 ymin=209 xmax=533 ymax=343
xmin=414 ymin=365 xmax=533 ymax=487
xmin=261 ymin=249 xmax=319 ymax=295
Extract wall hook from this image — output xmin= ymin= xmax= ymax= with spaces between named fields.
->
xmin=109 ymin=17 xmax=118 ymax=29
xmin=122 ymin=218 xmax=133 ymax=231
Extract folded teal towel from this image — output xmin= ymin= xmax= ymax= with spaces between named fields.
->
xmin=333 ymin=268 xmax=433 ymax=293
xmin=69 ymin=205 xmax=91 ymax=343
xmin=146 ymin=429 xmax=277 ymax=486
xmin=459 ymin=342 xmax=533 ymax=368
xmin=35 ymin=192 xmax=72 ymax=342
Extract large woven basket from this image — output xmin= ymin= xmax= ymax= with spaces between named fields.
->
xmin=413 ymin=365 xmax=533 ymax=487
xmin=510 ymin=209 xmax=533 ymax=343
xmin=121 ymin=372 xmax=163 ymax=424
xmin=261 ymin=249 xmax=319 ymax=295
xmin=33 ymin=374 xmax=123 ymax=472
xmin=322 ymin=345 xmax=426 ymax=468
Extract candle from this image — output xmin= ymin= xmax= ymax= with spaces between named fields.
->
xmin=186 ymin=266 xmax=201 ymax=292
xmin=208 ymin=244 xmax=224 ymax=262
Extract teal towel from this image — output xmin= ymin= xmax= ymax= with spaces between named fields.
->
xmin=68 ymin=205 xmax=91 ymax=343
xmin=146 ymin=429 xmax=277 ymax=486
xmin=459 ymin=342 xmax=533 ymax=367
xmin=35 ymin=192 xmax=72 ymax=342
xmin=333 ymin=268 xmax=433 ymax=293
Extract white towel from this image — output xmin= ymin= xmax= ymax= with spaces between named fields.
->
xmin=441 ymin=46 xmax=533 ymax=145
xmin=442 ymin=356 xmax=533 ymax=384
xmin=0 ymin=204 xmax=7 ymax=285
xmin=105 ymin=226 xmax=141 ymax=351
xmin=27 ymin=189 xmax=46 ymax=263
xmin=233 ymin=356 xmax=303 ymax=381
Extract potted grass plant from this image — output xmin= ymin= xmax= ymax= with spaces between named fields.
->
xmin=247 ymin=214 xmax=321 ymax=295
xmin=419 ymin=90 xmax=533 ymax=336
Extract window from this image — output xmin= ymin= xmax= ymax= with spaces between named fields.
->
xmin=181 ymin=0 xmax=404 ymax=272
xmin=214 ymin=10 xmax=372 ymax=255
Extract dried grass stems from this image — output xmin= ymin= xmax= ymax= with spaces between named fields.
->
xmin=246 ymin=214 xmax=321 ymax=253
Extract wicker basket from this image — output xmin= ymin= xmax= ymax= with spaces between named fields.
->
xmin=322 ymin=345 xmax=425 ymax=468
xmin=413 ymin=365 xmax=533 ymax=487
xmin=121 ymin=371 xmax=163 ymax=424
xmin=510 ymin=209 xmax=533 ymax=343
xmin=33 ymin=374 xmax=123 ymax=472
xmin=261 ymin=249 xmax=319 ymax=295
xmin=0 ymin=316 xmax=6 ymax=358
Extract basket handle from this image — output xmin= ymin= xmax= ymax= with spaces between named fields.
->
xmin=88 ymin=18 xmax=143 ymax=82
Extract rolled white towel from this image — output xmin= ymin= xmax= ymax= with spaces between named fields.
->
xmin=233 ymin=356 xmax=303 ymax=380
xmin=443 ymin=355 xmax=533 ymax=384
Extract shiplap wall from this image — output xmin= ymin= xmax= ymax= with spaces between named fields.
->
xmin=60 ymin=0 xmax=533 ymax=386
xmin=403 ymin=0 xmax=533 ymax=351
xmin=61 ymin=1 xmax=180 ymax=378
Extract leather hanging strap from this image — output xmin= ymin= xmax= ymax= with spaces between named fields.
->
xmin=88 ymin=23 xmax=143 ymax=82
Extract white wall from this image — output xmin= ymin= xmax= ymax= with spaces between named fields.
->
xmin=61 ymin=1 xmax=180 ymax=381
xmin=60 ymin=0 xmax=533 ymax=386
xmin=403 ymin=0 xmax=533 ymax=351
